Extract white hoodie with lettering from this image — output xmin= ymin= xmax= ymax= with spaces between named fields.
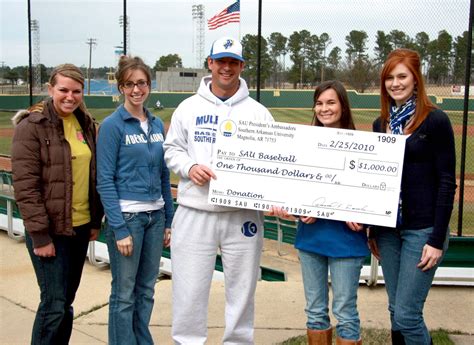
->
xmin=164 ymin=76 xmax=274 ymax=212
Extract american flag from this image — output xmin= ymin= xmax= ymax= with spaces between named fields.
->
xmin=207 ymin=0 xmax=240 ymax=30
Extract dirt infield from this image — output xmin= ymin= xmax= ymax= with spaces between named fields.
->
xmin=0 ymin=128 xmax=13 ymax=137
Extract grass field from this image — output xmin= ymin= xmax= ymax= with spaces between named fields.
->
xmin=1 ymin=107 xmax=473 ymax=235
xmin=1 ymin=107 xmax=471 ymax=174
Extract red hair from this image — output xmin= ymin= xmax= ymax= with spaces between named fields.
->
xmin=380 ymin=48 xmax=436 ymax=134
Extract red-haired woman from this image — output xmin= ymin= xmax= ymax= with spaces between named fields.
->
xmin=369 ymin=48 xmax=456 ymax=345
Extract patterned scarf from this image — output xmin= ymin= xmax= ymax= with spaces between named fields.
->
xmin=389 ymin=95 xmax=416 ymax=227
xmin=389 ymin=95 xmax=416 ymax=134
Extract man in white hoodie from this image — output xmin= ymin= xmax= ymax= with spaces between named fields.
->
xmin=164 ymin=37 xmax=274 ymax=344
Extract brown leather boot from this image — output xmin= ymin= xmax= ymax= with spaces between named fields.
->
xmin=335 ymin=336 xmax=362 ymax=345
xmin=307 ymin=327 xmax=332 ymax=345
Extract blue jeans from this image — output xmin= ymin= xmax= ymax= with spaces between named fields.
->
xmin=26 ymin=223 xmax=91 ymax=345
xmin=299 ymin=250 xmax=365 ymax=341
xmin=106 ymin=209 xmax=165 ymax=345
xmin=375 ymin=227 xmax=449 ymax=345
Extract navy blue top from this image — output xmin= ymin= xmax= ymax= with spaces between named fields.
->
xmin=295 ymin=218 xmax=369 ymax=258
xmin=372 ymin=109 xmax=456 ymax=249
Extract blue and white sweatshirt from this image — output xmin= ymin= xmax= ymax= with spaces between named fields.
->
xmin=163 ymin=76 xmax=274 ymax=212
xmin=97 ymin=104 xmax=174 ymax=240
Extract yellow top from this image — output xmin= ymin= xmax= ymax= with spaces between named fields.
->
xmin=62 ymin=113 xmax=91 ymax=227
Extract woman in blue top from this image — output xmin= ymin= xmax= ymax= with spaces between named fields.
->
xmin=97 ymin=55 xmax=174 ymax=345
xmin=272 ymin=80 xmax=368 ymax=345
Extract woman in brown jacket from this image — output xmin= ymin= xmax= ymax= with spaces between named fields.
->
xmin=11 ymin=64 xmax=103 ymax=345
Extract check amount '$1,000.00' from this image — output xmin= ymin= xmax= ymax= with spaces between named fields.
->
xmin=209 ymin=120 xmax=407 ymax=228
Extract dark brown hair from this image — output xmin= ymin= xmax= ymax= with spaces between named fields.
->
xmin=312 ymin=80 xmax=355 ymax=130
xmin=380 ymin=48 xmax=435 ymax=134
xmin=115 ymin=55 xmax=152 ymax=92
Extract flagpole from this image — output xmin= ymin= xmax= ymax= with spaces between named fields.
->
xmin=256 ymin=0 xmax=262 ymax=102
xmin=238 ymin=0 xmax=241 ymax=40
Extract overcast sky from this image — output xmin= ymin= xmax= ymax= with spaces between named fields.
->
xmin=0 ymin=0 xmax=470 ymax=69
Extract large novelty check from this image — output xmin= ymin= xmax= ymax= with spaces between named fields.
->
xmin=208 ymin=120 xmax=407 ymax=227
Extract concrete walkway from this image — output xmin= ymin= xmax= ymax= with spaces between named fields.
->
xmin=1 ymin=231 xmax=473 ymax=344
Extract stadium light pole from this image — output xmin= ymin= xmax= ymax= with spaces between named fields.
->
xmin=86 ymin=38 xmax=97 ymax=96
xmin=192 ymin=4 xmax=205 ymax=69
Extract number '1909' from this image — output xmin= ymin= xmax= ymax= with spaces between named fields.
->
xmin=378 ymin=135 xmax=396 ymax=143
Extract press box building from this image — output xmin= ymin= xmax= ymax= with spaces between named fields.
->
xmin=155 ymin=67 xmax=208 ymax=92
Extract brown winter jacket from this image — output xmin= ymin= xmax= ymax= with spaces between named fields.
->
xmin=11 ymin=98 xmax=104 ymax=248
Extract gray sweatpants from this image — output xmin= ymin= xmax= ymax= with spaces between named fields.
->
xmin=171 ymin=205 xmax=264 ymax=345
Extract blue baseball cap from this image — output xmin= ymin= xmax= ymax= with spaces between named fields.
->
xmin=209 ymin=37 xmax=244 ymax=62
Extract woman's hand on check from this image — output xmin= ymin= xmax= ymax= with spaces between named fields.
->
xmin=268 ymin=206 xmax=298 ymax=221
xmin=299 ymin=216 xmax=316 ymax=224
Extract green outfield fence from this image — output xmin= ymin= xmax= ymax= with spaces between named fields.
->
xmin=0 ymin=0 xmax=472 ymax=235
xmin=1 ymin=173 xmax=473 ymax=284
xmin=0 ymin=91 xmax=472 ymax=111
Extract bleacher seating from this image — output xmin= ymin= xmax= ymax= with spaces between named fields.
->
xmin=0 ymin=169 xmax=473 ymax=285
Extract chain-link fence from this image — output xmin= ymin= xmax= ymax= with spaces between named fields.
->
xmin=0 ymin=0 xmax=472 ymax=235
